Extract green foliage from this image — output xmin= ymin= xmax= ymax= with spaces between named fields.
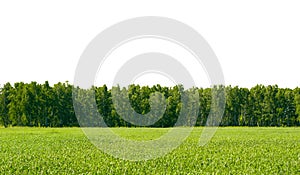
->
xmin=0 ymin=127 xmax=299 ymax=174
xmin=0 ymin=82 xmax=300 ymax=127
xmin=0 ymin=82 xmax=76 ymax=127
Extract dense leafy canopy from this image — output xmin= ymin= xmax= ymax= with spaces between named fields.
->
xmin=0 ymin=82 xmax=299 ymax=127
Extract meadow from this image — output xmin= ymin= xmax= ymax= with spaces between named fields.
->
xmin=0 ymin=127 xmax=299 ymax=174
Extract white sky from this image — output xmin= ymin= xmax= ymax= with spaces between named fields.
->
xmin=0 ymin=0 xmax=300 ymax=88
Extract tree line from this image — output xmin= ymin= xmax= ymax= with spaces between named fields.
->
xmin=0 ymin=81 xmax=299 ymax=127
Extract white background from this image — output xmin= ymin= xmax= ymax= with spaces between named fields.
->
xmin=0 ymin=0 xmax=299 ymax=88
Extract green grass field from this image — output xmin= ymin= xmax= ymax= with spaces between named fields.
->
xmin=0 ymin=127 xmax=299 ymax=174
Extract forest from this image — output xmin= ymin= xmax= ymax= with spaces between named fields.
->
xmin=0 ymin=81 xmax=299 ymax=127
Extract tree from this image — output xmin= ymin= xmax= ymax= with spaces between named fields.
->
xmin=0 ymin=81 xmax=300 ymax=127
xmin=0 ymin=83 xmax=13 ymax=127
xmin=294 ymin=87 xmax=300 ymax=125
